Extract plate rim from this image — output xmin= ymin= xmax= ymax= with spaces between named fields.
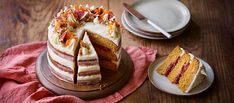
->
xmin=125 ymin=0 xmax=191 ymax=33
xmin=122 ymin=13 xmax=183 ymax=40
xmin=147 ymin=56 xmax=214 ymax=96
xmin=123 ymin=11 xmax=188 ymax=37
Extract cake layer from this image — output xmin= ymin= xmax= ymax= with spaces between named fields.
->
xmin=167 ymin=52 xmax=190 ymax=83
xmin=78 ymin=70 xmax=101 ymax=76
xmin=47 ymin=53 xmax=74 ymax=81
xmin=157 ymin=46 xmax=184 ymax=76
xmin=99 ymin=57 xmax=121 ymax=71
xmin=78 ymin=65 xmax=100 ymax=73
xmin=77 ymin=74 xmax=101 ymax=81
xmin=77 ymin=59 xmax=98 ymax=65
xmin=48 ymin=42 xmax=74 ymax=61
xmin=87 ymin=29 xmax=121 ymax=52
xmin=84 ymin=22 xmax=121 ymax=50
xmin=48 ymin=46 xmax=75 ymax=69
xmin=48 ymin=53 xmax=73 ymax=73
xmin=178 ymin=58 xmax=206 ymax=93
xmin=93 ymin=43 xmax=121 ymax=61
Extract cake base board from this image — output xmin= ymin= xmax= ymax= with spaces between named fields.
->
xmin=36 ymin=48 xmax=133 ymax=100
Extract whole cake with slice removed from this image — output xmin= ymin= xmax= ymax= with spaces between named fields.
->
xmin=156 ymin=46 xmax=207 ymax=93
xmin=47 ymin=4 xmax=121 ymax=85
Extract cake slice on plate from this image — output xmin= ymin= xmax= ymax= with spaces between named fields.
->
xmin=178 ymin=55 xmax=206 ymax=93
xmin=77 ymin=32 xmax=101 ymax=85
xmin=156 ymin=46 xmax=207 ymax=93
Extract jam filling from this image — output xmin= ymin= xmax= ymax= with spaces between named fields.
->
xmin=165 ymin=57 xmax=180 ymax=76
xmin=174 ymin=62 xmax=190 ymax=84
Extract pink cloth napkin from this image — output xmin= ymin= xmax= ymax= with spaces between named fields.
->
xmin=0 ymin=41 xmax=156 ymax=103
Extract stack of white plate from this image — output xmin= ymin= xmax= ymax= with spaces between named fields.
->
xmin=121 ymin=0 xmax=191 ymax=40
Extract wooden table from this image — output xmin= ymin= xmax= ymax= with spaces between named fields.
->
xmin=0 ymin=0 xmax=233 ymax=102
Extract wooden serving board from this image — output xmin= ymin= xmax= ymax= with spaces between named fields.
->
xmin=36 ymin=48 xmax=133 ymax=100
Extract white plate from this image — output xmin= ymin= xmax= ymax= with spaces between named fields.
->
xmin=125 ymin=0 xmax=190 ymax=33
xmin=123 ymin=11 xmax=187 ymax=38
xmin=122 ymin=13 xmax=178 ymax=40
xmin=148 ymin=57 xmax=214 ymax=95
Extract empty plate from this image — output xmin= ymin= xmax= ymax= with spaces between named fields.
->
xmin=122 ymin=14 xmax=174 ymax=40
xmin=148 ymin=57 xmax=214 ymax=95
xmin=125 ymin=0 xmax=190 ymax=33
xmin=122 ymin=11 xmax=187 ymax=39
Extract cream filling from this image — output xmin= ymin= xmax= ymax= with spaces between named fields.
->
xmin=78 ymin=65 xmax=100 ymax=73
xmin=47 ymin=54 xmax=73 ymax=81
xmin=48 ymin=46 xmax=75 ymax=69
xmin=185 ymin=60 xmax=207 ymax=93
xmin=77 ymin=74 xmax=101 ymax=81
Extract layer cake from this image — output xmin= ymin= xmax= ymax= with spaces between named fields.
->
xmin=156 ymin=46 xmax=207 ymax=93
xmin=47 ymin=4 xmax=121 ymax=84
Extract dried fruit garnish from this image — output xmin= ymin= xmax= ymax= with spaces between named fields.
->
xmin=59 ymin=30 xmax=75 ymax=43
xmin=74 ymin=10 xmax=87 ymax=20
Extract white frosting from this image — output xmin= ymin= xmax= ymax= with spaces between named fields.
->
xmin=188 ymin=53 xmax=194 ymax=64
xmin=77 ymin=74 xmax=101 ymax=81
xmin=47 ymin=54 xmax=73 ymax=81
xmin=180 ymin=48 xmax=185 ymax=56
xmin=93 ymin=16 xmax=100 ymax=24
xmin=77 ymin=33 xmax=99 ymax=60
xmin=47 ymin=46 xmax=75 ymax=69
xmin=83 ymin=22 xmax=120 ymax=45
xmin=78 ymin=65 xmax=100 ymax=73
xmin=81 ymin=47 xmax=89 ymax=55
xmin=185 ymin=60 xmax=207 ymax=93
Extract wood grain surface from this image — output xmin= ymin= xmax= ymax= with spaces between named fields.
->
xmin=0 ymin=0 xmax=233 ymax=102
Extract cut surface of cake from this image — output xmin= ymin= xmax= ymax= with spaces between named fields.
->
xmin=156 ymin=46 xmax=207 ymax=93
xmin=157 ymin=46 xmax=184 ymax=76
xmin=167 ymin=52 xmax=190 ymax=84
xmin=47 ymin=4 xmax=122 ymax=84
xmin=178 ymin=56 xmax=206 ymax=92
xmin=77 ymin=33 xmax=101 ymax=85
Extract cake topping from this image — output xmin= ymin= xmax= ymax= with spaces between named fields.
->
xmin=59 ymin=30 xmax=77 ymax=46
xmin=79 ymin=40 xmax=91 ymax=55
xmin=53 ymin=4 xmax=120 ymax=45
